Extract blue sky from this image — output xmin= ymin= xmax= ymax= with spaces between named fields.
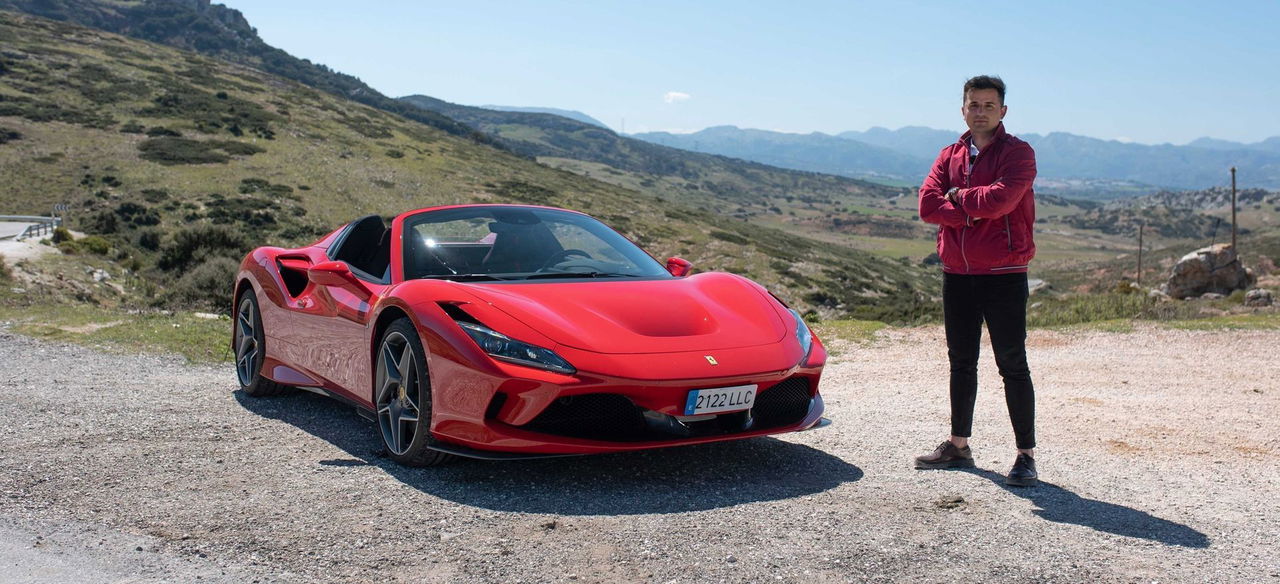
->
xmin=216 ymin=0 xmax=1279 ymax=145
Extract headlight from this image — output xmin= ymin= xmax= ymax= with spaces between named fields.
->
xmin=788 ymin=309 xmax=813 ymax=360
xmin=456 ymin=320 xmax=576 ymax=375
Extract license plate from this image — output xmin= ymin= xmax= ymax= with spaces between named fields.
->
xmin=683 ymin=384 xmax=757 ymax=416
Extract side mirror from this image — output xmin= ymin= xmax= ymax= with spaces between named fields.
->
xmin=308 ymin=260 xmax=373 ymax=300
xmin=665 ymin=257 xmax=692 ymax=277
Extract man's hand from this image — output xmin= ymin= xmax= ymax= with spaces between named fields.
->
xmin=946 ymin=187 xmax=982 ymax=225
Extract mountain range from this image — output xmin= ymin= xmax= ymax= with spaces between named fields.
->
xmin=633 ymin=126 xmax=1280 ymax=194
xmin=480 ymin=106 xmax=609 ymax=129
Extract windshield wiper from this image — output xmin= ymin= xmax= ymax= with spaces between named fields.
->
xmin=522 ymin=271 xmax=644 ymax=280
xmin=419 ymin=273 xmax=513 ymax=282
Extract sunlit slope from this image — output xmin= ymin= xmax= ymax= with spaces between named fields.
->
xmin=0 ymin=11 xmax=939 ymax=321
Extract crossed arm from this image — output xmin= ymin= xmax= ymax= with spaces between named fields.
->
xmin=918 ymin=143 xmax=1036 ymax=227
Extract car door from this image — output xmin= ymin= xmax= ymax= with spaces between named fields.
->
xmin=288 ymin=216 xmax=390 ymax=405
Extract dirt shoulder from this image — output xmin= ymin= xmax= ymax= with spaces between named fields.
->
xmin=0 ymin=324 xmax=1277 ymax=583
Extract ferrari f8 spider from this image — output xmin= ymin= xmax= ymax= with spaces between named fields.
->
xmin=232 ymin=204 xmax=827 ymax=465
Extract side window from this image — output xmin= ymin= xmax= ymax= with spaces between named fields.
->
xmin=328 ymin=215 xmax=389 ymax=282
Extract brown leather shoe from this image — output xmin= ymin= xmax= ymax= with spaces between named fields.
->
xmin=914 ymin=440 xmax=975 ymax=469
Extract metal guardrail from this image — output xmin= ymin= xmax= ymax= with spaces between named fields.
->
xmin=0 ymin=215 xmax=62 ymax=241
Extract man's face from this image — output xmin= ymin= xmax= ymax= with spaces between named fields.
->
xmin=962 ymin=88 xmax=1007 ymax=134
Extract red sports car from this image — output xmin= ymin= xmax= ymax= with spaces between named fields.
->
xmin=233 ymin=204 xmax=828 ymax=465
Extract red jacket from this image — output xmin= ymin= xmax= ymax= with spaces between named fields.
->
xmin=918 ymin=123 xmax=1037 ymax=275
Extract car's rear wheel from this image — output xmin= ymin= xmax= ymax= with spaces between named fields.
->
xmin=233 ymin=291 xmax=291 ymax=397
xmin=375 ymin=318 xmax=451 ymax=467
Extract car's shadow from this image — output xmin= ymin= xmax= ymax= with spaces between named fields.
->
xmin=953 ymin=467 xmax=1209 ymax=548
xmin=236 ymin=390 xmax=863 ymax=515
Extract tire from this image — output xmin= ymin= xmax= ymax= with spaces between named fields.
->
xmin=233 ymin=290 xmax=292 ymax=397
xmin=374 ymin=318 xmax=452 ymax=467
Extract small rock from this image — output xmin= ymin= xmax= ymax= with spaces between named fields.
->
xmin=726 ymin=555 xmax=738 ymax=563
xmin=1245 ymin=288 xmax=1273 ymax=307
xmin=935 ymin=495 xmax=965 ymax=510
xmin=541 ymin=520 xmax=558 ymax=530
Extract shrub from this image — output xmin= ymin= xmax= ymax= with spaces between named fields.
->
xmin=78 ymin=235 xmax=112 ymax=255
xmin=217 ymin=141 xmax=266 ymax=156
xmin=205 ymin=195 xmax=279 ymax=227
xmin=119 ymin=120 xmax=146 ymax=134
xmin=140 ymin=84 xmax=278 ymax=140
xmin=145 ymin=126 xmax=182 ymax=137
xmin=0 ymin=93 xmax=116 ymax=128
xmin=135 ymin=228 xmax=162 ymax=251
xmin=138 ymin=137 xmax=229 ymax=165
xmin=83 ymin=211 xmax=120 ymax=234
xmin=169 ymin=256 xmax=239 ymax=311
xmin=494 ymin=180 xmax=556 ymax=205
xmin=0 ymin=253 xmax=11 ymax=281
xmin=137 ymin=138 xmax=265 ymax=165
xmin=51 ymin=226 xmax=74 ymax=243
xmin=158 ymin=224 xmax=248 ymax=273
xmin=0 ymin=126 xmax=21 ymax=144
xmin=57 ymin=240 xmax=83 ymax=254
xmin=115 ymin=202 xmax=161 ymax=227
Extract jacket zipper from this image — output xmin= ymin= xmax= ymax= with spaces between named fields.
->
xmin=1004 ymin=215 xmax=1012 ymax=251
xmin=961 ymin=148 xmax=972 ymax=273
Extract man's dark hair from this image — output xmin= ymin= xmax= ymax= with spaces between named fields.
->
xmin=963 ymin=75 xmax=1006 ymax=104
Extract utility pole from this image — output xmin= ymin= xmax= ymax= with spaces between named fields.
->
xmin=1137 ymin=220 xmax=1144 ymax=287
xmin=1230 ymin=166 xmax=1238 ymax=251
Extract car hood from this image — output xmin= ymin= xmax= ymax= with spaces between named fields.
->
xmin=460 ymin=273 xmax=788 ymax=354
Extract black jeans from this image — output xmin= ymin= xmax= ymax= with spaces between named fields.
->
xmin=943 ymin=272 xmax=1035 ymax=450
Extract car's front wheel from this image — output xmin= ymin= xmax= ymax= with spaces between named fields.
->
xmin=375 ymin=318 xmax=451 ymax=467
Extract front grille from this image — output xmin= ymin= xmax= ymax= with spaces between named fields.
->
xmin=514 ymin=377 xmax=814 ymax=442
xmin=519 ymin=393 xmax=648 ymax=441
xmin=752 ymin=377 xmax=812 ymax=429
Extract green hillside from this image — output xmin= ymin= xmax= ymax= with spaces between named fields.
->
xmin=0 ymin=0 xmax=948 ymax=264
xmin=0 ymin=0 xmax=481 ymax=140
xmin=0 ymin=10 xmax=939 ymax=322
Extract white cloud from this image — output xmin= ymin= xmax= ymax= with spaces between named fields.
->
xmin=663 ymin=91 xmax=691 ymax=104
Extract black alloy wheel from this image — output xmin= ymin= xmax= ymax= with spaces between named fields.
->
xmin=374 ymin=318 xmax=451 ymax=466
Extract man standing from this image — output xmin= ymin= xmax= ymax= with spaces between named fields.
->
xmin=915 ymin=75 xmax=1039 ymax=486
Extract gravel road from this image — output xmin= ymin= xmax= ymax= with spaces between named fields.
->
xmin=1 ymin=323 xmax=1277 ymax=583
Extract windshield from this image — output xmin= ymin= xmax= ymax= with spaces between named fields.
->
xmin=401 ymin=206 xmax=671 ymax=281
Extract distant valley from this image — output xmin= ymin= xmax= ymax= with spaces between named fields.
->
xmin=634 ymin=126 xmax=1280 ymax=195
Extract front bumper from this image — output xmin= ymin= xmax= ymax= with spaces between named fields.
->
xmin=427 ymin=359 xmax=826 ymax=456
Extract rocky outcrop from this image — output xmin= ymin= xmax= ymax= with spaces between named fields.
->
xmin=1245 ymin=289 xmax=1274 ymax=307
xmin=1162 ymin=244 xmax=1256 ymax=299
